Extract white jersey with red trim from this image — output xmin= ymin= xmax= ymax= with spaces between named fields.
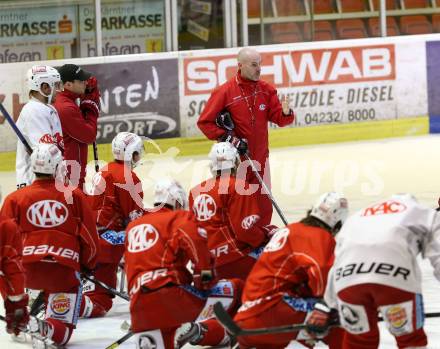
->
xmin=16 ymin=98 xmax=63 ymax=187
xmin=325 ymin=194 xmax=440 ymax=307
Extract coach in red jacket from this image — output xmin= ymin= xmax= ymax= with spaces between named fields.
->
xmin=54 ymin=64 xmax=100 ymax=190
xmin=197 ymin=47 xmax=295 ymax=226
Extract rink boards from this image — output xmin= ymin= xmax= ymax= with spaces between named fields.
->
xmin=0 ymin=34 xmax=440 ymax=152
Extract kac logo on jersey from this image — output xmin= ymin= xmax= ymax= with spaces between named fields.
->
xmin=193 ymin=194 xmax=216 ymax=221
xmin=26 ymin=200 xmax=68 ymax=228
xmin=259 ymin=104 xmax=266 ymax=111
xmin=263 ymin=228 xmax=289 ymax=252
xmin=127 ymin=224 xmax=159 ymax=253
xmin=362 ymin=200 xmax=406 ymax=216
xmin=50 ymin=293 xmax=71 ymax=316
xmin=241 ymin=214 xmax=260 ymax=230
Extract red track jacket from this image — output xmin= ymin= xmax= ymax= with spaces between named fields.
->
xmin=54 ymin=90 xmax=98 ymax=189
xmin=198 ymin=72 xmax=295 ymax=171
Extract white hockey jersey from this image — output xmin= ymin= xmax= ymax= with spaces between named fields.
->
xmin=15 ymin=98 xmax=63 ymax=187
xmin=325 ymin=194 xmax=440 ymax=308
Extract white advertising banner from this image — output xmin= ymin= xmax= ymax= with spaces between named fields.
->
xmin=0 ymin=52 xmax=178 ymax=152
xmin=179 ymin=36 xmax=428 ymax=137
xmin=0 ymin=35 xmax=432 ymax=152
xmin=79 ymin=1 xmax=165 ymax=57
xmin=0 ymin=5 xmax=77 ymax=62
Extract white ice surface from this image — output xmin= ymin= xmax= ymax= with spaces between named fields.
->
xmin=1 ymin=134 xmax=440 ymax=348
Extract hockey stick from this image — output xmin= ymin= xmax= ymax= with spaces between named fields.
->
xmin=118 ymin=264 xmax=126 ymax=295
xmin=214 ymin=302 xmax=440 ymax=337
xmin=243 ymin=153 xmax=288 ymax=226
xmin=213 ymin=302 xmax=306 ymax=336
xmin=93 ymin=142 xmax=99 ymax=172
xmin=217 ymin=115 xmax=288 ymax=226
xmin=0 ymin=314 xmax=62 ymax=349
xmin=425 ymin=312 xmax=440 ymax=319
xmin=104 ymin=331 xmax=134 ymax=349
xmin=82 ymin=274 xmax=130 ymax=301
xmin=29 ymin=291 xmax=46 ymax=317
xmin=0 ymin=102 xmax=32 ymax=155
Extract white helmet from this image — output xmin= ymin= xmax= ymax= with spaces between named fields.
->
xmin=310 ymin=192 xmax=349 ymax=229
xmin=30 ymin=143 xmax=63 ymax=176
xmin=112 ymin=132 xmax=144 ymax=167
xmin=27 ymin=65 xmax=61 ymax=103
xmin=209 ymin=142 xmax=239 ymax=174
xmin=153 ymin=178 xmax=188 ymax=210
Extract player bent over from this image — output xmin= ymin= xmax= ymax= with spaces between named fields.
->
xmin=125 ymin=179 xmax=242 ymax=349
xmin=307 ymin=194 xmax=440 ymax=349
xmin=16 ymin=65 xmax=63 ymax=189
xmin=234 ymin=192 xmax=348 ymax=349
xmin=189 ymin=142 xmax=275 ymax=281
xmin=0 ymin=143 xmax=99 ymax=346
xmin=0 ymin=191 xmax=29 ymax=337
xmin=82 ymin=132 xmax=145 ymax=318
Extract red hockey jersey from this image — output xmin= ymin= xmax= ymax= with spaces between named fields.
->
xmin=90 ymin=161 xmax=144 ymax=263
xmin=0 ymin=179 xmax=99 ymax=272
xmin=91 ymin=161 xmax=144 ymax=230
xmin=236 ymin=222 xmax=336 ymax=320
xmin=0 ymin=217 xmax=25 ymax=299
xmin=125 ymin=208 xmax=213 ymax=301
xmin=189 ymin=175 xmax=266 ymax=267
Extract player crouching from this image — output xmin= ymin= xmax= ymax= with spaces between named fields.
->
xmin=0 ymin=186 xmax=29 ymax=338
xmin=125 ymin=178 xmax=242 ymax=349
xmin=189 ymin=142 xmax=275 ymax=281
xmin=81 ymin=132 xmax=145 ymax=318
xmin=233 ymin=192 xmax=349 ymax=349
xmin=0 ymin=143 xmax=99 ymax=346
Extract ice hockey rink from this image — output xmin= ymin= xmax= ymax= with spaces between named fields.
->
xmin=1 ymin=134 xmax=440 ymax=348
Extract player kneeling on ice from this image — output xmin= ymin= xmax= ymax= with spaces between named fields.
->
xmin=189 ymin=142 xmax=276 ymax=281
xmin=82 ymin=132 xmax=145 ymax=318
xmin=125 ymin=178 xmax=243 ymax=349
xmin=0 ymin=188 xmax=29 ymax=337
xmin=0 ymin=143 xmax=99 ymax=347
xmin=233 ymin=192 xmax=349 ymax=349
xmin=306 ymin=194 xmax=440 ymax=349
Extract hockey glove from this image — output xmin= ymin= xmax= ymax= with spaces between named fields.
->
xmin=193 ymin=269 xmax=216 ymax=291
xmin=262 ymin=224 xmax=279 ymax=238
xmin=221 ymin=133 xmax=248 ymax=155
xmin=80 ymin=99 xmax=100 ymax=118
xmin=83 ymin=77 xmax=101 ymax=105
xmin=5 ymin=294 xmax=29 ymax=335
xmin=215 ymin=110 xmax=235 ymax=131
xmin=80 ymin=76 xmax=101 ymax=115
xmin=80 ymin=266 xmax=95 ymax=279
xmin=306 ymin=302 xmax=339 ymax=338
